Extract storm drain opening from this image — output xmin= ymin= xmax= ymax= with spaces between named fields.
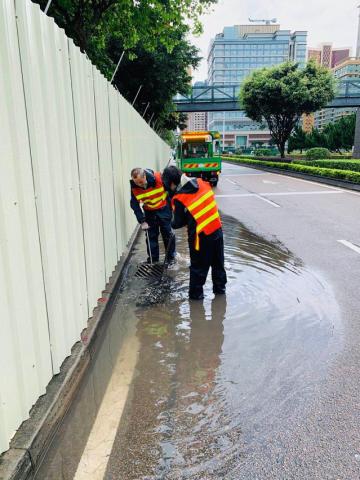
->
xmin=134 ymin=263 xmax=165 ymax=279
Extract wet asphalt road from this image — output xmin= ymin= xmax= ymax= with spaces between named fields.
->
xmin=36 ymin=163 xmax=360 ymax=479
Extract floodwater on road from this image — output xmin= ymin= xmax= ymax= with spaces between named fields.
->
xmin=35 ymin=214 xmax=342 ymax=480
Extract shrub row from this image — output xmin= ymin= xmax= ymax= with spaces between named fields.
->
xmin=223 ymin=156 xmax=360 ymax=184
xmin=305 ymin=147 xmax=331 ymax=160
xmin=294 ymin=159 xmax=360 ymax=172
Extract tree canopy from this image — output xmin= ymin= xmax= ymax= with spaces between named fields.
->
xmin=33 ymin=0 xmax=216 ymax=136
xmin=240 ymin=61 xmax=336 ymax=157
xmin=288 ymin=114 xmax=356 ymax=154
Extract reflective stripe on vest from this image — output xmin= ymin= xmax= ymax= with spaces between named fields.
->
xmin=173 ymin=179 xmax=221 ymax=251
xmin=132 ymin=172 xmax=167 ymax=211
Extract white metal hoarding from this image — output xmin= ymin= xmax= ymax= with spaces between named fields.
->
xmin=0 ymin=0 xmax=170 ymax=453
xmin=0 ymin=0 xmax=53 ymax=453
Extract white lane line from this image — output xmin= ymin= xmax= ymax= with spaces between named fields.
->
xmin=74 ymin=330 xmax=139 ymax=480
xmin=262 ymin=179 xmax=278 ymax=184
xmin=224 ymin=163 xmax=360 ymax=197
xmin=271 ymin=172 xmax=360 ymax=197
xmin=253 ymin=194 xmax=280 ymax=208
xmin=216 ymin=190 xmax=343 ymax=198
xmin=338 ymin=240 xmax=360 ymax=255
xmin=260 ymin=190 xmax=343 ymax=197
xmin=216 ymin=193 xmax=257 ymax=198
xmin=217 ymin=192 xmax=280 ymax=207
xmin=225 ymin=178 xmax=238 ymax=185
xmin=222 ymin=173 xmax=270 ymax=177
xmin=270 ymin=173 xmax=343 ymax=191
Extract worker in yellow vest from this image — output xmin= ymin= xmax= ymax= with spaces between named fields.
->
xmin=162 ymin=166 xmax=226 ymax=300
xmin=130 ymin=168 xmax=175 ymax=263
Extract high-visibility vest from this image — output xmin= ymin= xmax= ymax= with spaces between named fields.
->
xmin=172 ymin=179 xmax=221 ymax=251
xmin=132 ymin=171 xmax=167 ymax=211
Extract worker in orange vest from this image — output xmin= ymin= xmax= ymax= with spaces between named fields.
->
xmin=130 ymin=168 xmax=176 ymax=263
xmin=162 ymin=166 xmax=226 ymax=300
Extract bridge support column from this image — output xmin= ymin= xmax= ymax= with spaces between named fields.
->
xmin=353 ymin=107 xmax=360 ymax=159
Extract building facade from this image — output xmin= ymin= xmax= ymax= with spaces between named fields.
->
xmin=186 ymin=111 xmax=208 ymax=131
xmin=207 ymin=24 xmax=307 ymax=150
xmin=182 ymin=80 xmax=208 ymax=132
xmin=313 ymin=57 xmax=359 ymax=130
xmin=308 ymin=43 xmax=351 ymax=68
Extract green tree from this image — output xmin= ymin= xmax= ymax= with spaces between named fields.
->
xmin=32 ymin=0 xmax=216 ymax=57
xmin=239 ymin=61 xmax=336 ymax=157
xmin=288 ymin=125 xmax=307 ymax=153
xmin=108 ymin=34 xmax=200 ymax=130
xmin=32 ymin=0 xmax=212 ymax=137
xmin=323 ymin=114 xmax=355 ymax=152
xmin=305 ymin=128 xmax=328 ymax=150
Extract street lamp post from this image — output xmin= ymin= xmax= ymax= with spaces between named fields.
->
xmin=357 ymin=6 xmax=360 ymax=59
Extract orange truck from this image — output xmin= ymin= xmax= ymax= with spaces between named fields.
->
xmin=176 ymin=131 xmax=222 ymax=187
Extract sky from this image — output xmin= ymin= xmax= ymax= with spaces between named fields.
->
xmin=190 ymin=0 xmax=359 ymax=82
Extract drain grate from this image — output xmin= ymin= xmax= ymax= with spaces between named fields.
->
xmin=135 ymin=263 xmax=165 ymax=279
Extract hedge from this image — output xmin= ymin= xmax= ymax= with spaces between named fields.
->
xmin=223 ymin=156 xmax=360 ymax=184
xmin=305 ymin=147 xmax=331 ymax=160
xmin=294 ymin=159 xmax=360 ymax=172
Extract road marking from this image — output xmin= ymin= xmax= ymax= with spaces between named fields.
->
xmin=253 ymin=194 xmax=280 ymax=208
xmin=217 ymin=193 xmax=256 ymax=198
xmin=224 ymin=163 xmax=360 ymax=197
xmin=216 ymin=190 xmax=343 ymax=198
xmin=276 ymin=174 xmax=344 ymax=191
xmin=338 ymin=240 xmax=360 ymax=255
xmin=222 ymin=173 xmax=270 ymax=177
xmin=259 ymin=190 xmax=343 ymax=197
xmin=74 ymin=329 xmax=139 ymax=480
xmin=262 ymin=180 xmax=278 ymax=184
xmin=225 ymin=178 xmax=238 ymax=185
xmin=272 ymin=173 xmax=360 ymax=197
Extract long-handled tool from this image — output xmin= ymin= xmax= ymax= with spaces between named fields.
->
xmin=135 ymin=231 xmax=175 ymax=280
xmin=145 ymin=229 xmax=153 ymax=265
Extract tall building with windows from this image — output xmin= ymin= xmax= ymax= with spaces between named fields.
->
xmin=183 ymin=81 xmax=208 ymax=132
xmin=207 ymin=24 xmax=307 ymax=150
xmin=303 ymin=44 xmax=352 ymax=132
xmin=187 ymin=111 xmax=208 ymax=131
xmin=314 ymin=57 xmax=360 ymax=130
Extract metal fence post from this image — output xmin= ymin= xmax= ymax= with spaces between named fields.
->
xmin=132 ymin=85 xmax=143 ymax=106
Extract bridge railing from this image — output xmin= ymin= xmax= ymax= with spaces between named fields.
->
xmin=174 ymin=79 xmax=360 ymax=107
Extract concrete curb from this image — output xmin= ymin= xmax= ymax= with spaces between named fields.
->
xmin=0 ymin=227 xmax=140 ymax=480
xmin=223 ymin=160 xmax=360 ymax=192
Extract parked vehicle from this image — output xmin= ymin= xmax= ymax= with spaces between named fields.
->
xmin=176 ymin=131 xmax=222 ymax=186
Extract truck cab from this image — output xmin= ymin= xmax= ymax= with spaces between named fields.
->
xmin=176 ymin=131 xmax=222 ymax=187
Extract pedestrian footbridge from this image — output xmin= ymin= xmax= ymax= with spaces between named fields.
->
xmin=173 ymin=79 xmax=360 ymax=112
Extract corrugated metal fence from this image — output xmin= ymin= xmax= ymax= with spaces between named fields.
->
xmin=0 ymin=0 xmax=169 ymax=453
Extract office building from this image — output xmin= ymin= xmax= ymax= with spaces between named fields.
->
xmin=313 ymin=57 xmax=359 ymax=130
xmin=207 ymin=24 xmax=307 ymax=150
xmin=186 ymin=111 xmax=208 ymax=131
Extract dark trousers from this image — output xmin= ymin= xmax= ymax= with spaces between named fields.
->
xmin=189 ymin=229 xmax=227 ymax=298
xmin=145 ymin=206 xmax=176 ymax=262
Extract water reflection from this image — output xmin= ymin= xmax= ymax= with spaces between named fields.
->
xmin=35 ymin=214 xmax=342 ymax=480
xmin=106 ymin=215 xmax=341 ymax=479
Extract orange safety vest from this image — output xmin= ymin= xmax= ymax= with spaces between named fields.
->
xmin=132 ymin=171 xmax=167 ymax=211
xmin=172 ymin=179 xmax=221 ymax=251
